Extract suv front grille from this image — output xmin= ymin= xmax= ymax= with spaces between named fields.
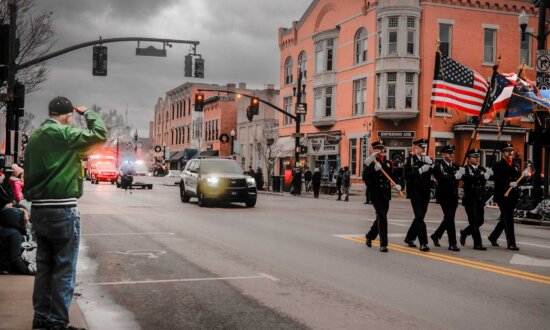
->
xmin=221 ymin=178 xmax=246 ymax=188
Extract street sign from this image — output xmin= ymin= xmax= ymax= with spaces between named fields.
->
xmin=536 ymin=50 xmax=550 ymax=73
xmin=295 ymin=103 xmax=307 ymax=114
xmin=136 ymin=45 xmax=167 ymax=57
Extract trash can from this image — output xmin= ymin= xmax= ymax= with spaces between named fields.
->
xmin=272 ymin=175 xmax=281 ymax=192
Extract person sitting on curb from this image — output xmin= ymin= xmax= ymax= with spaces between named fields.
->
xmin=0 ymin=205 xmax=32 ymax=275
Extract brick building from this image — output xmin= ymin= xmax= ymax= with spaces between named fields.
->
xmin=278 ymin=0 xmax=540 ymax=182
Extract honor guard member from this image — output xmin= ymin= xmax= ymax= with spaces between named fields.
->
xmin=487 ymin=143 xmax=530 ymax=251
xmin=460 ymin=149 xmax=492 ymax=250
xmin=431 ymin=145 xmax=461 ymax=251
xmin=404 ymin=138 xmax=432 ymax=252
xmin=364 ymin=141 xmax=401 ymax=252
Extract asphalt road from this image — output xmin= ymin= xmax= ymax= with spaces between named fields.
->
xmin=75 ymin=179 xmax=550 ymax=329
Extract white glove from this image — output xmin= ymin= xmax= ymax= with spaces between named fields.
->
xmin=395 ymin=184 xmax=402 ymax=192
xmin=484 ymin=172 xmax=491 ymax=180
xmin=374 ymin=162 xmax=382 ymax=171
xmin=365 ymin=152 xmax=378 ymax=166
xmin=419 ymin=164 xmax=430 ymax=174
xmin=423 ymin=156 xmax=433 ymax=165
xmin=485 ymin=167 xmax=494 ymax=176
xmin=509 ymin=181 xmax=518 ymax=188
xmin=522 ymin=168 xmax=530 ymax=177
xmin=454 ymin=172 xmax=463 ymax=180
xmin=458 ymin=167 xmax=466 ymax=175
xmin=28 ymin=263 xmax=36 ymax=275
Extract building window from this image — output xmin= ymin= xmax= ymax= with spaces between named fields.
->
xmin=520 ymin=32 xmax=532 ymax=67
xmin=298 ymin=51 xmax=307 ymax=78
xmin=314 ymin=88 xmax=323 ymax=118
xmin=387 ymin=72 xmax=396 ymax=109
xmin=436 ymin=107 xmax=450 ymax=115
xmin=483 ymin=28 xmax=496 ymax=64
xmin=388 ymin=16 xmax=398 ymax=28
xmin=377 ymin=19 xmax=382 ymax=56
xmin=439 ymin=24 xmax=452 ymax=57
xmin=405 ymin=73 xmax=414 ymax=109
xmin=182 ymin=101 xmax=186 ymax=117
xmin=350 ymin=138 xmax=357 ymax=176
xmin=376 ymin=73 xmax=381 ymax=109
xmin=315 ymin=39 xmax=335 ymax=74
xmin=407 ymin=17 xmax=415 ymax=29
xmin=283 ymin=96 xmax=293 ymax=126
xmin=284 ymin=56 xmax=293 ymax=85
xmin=187 ymin=125 xmax=190 ymax=142
xmin=354 ymin=28 xmax=368 ymax=64
xmin=388 ymin=16 xmax=398 ymax=55
xmin=407 ymin=31 xmax=415 ymax=55
xmin=325 ymin=86 xmax=333 ymax=117
xmin=353 ymin=78 xmax=366 ymax=116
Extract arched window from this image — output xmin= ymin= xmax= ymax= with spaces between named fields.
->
xmin=298 ymin=52 xmax=307 ymax=78
xmin=354 ymin=28 xmax=368 ymax=64
xmin=284 ymin=56 xmax=293 ymax=85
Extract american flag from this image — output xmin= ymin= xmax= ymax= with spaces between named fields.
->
xmin=431 ymin=53 xmax=489 ymax=115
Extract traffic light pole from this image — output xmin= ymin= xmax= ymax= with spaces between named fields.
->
xmin=294 ymin=71 xmax=303 ymax=168
xmin=4 ymin=0 xmax=17 ymax=164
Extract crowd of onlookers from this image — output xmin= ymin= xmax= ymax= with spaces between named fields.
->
xmin=0 ymin=162 xmax=36 ymax=276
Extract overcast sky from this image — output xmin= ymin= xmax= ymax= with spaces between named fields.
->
xmin=26 ymin=0 xmax=311 ymax=137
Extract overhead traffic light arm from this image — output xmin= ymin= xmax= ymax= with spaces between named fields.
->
xmin=17 ymin=37 xmax=200 ymax=70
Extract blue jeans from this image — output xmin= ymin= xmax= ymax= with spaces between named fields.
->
xmin=32 ymin=207 xmax=80 ymax=327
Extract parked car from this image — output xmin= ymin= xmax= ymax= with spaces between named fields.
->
xmin=90 ymin=162 xmax=117 ymax=184
xmin=116 ymin=161 xmax=153 ymax=189
xmin=179 ymin=157 xmax=257 ymax=207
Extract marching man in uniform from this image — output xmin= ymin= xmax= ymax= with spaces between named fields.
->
xmin=460 ymin=149 xmax=492 ymax=251
xmin=364 ymin=141 xmax=401 ymax=252
xmin=487 ymin=142 xmax=530 ymax=251
xmin=404 ymin=138 xmax=432 ymax=252
xmin=431 ymin=145 xmax=461 ymax=251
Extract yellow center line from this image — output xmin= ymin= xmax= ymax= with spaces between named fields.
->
xmin=344 ymin=236 xmax=550 ymax=286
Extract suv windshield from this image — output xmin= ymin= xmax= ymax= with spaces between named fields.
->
xmin=201 ymin=160 xmax=243 ymax=174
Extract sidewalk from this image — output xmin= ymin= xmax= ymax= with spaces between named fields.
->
xmin=0 ymin=275 xmax=87 ymax=330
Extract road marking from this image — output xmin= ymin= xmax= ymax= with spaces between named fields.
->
xmin=113 ymin=250 xmax=167 ymax=259
xmin=82 ymin=232 xmax=175 ymax=236
xmin=510 ymin=254 xmax=550 ymax=267
xmin=88 ymin=273 xmax=277 ymax=286
xmin=335 ymin=235 xmax=550 ymax=286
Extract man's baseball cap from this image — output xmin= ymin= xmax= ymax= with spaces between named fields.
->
xmin=48 ymin=96 xmax=73 ymax=115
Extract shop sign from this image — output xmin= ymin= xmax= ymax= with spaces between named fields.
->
xmin=377 ymin=131 xmax=415 ymax=138
xmin=307 ymin=136 xmax=340 ymax=155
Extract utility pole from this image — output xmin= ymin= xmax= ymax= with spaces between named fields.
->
xmin=294 ymin=71 xmax=304 ymax=168
xmin=4 ymin=0 xmax=17 ymax=165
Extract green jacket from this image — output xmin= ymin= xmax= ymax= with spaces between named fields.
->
xmin=23 ymin=111 xmax=107 ymax=205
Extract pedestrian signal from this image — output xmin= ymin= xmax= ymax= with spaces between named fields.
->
xmin=195 ymin=93 xmax=204 ymax=111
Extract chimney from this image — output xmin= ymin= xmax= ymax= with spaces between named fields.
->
xmin=266 ymin=84 xmax=275 ymax=90
xmin=227 ymin=83 xmax=236 ymax=90
xmin=239 ymin=83 xmax=247 ymax=89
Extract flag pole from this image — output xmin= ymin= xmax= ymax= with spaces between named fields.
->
xmin=488 ymin=63 xmax=525 ymax=167
xmin=461 ymin=55 xmax=501 ymax=166
xmin=426 ymin=41 xmax=441 ymax=159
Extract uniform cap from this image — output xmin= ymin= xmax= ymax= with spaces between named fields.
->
xmin=441 ymin=145 xmax=455 ymax=154
xmin=500 ymin=142 xmax=514 ymax=151
xmin=413 ymin=138 xmax=428 ymax=147
xmin=466 ymin=148 xmax=481 ymax=158
xmin=371 ymin=141 xmax=385 ymax=149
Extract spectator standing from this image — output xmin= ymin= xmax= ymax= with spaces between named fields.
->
xmin=24 ymin=96 xmax=107 ymax=330
xmin=304 ymin=168 xmax=312 ymax=192
xmin=342 ymin=166 xmax=351 ymax=202
xmin=335 ymin=168 xmax=344 ymax=201
xmin=312 ymin=168 xmax=321 ymax=198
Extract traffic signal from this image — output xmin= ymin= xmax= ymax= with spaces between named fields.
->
xmin=13 ymin=81 xmax=25 ymax=116
xmin=250 ymin=97 xmax=260 ymax=115
xmin=92 ymin=46 xmax=108 ymax=76
xmin=194 ymin=57 xmax=204 ymax=78
xmin=184 ymin=54 xmax=192 ymax=77
xmin=0 ymin=25 xmax=9 ymax=81
xmin=246 ymin=105 xmax=254 ymax=122
xmin=194 ymin=93 xmax=204 ymax=111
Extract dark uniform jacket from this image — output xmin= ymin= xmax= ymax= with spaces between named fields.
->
xmin=365 ymin=157 xmax=394 ymax=200
xmin=461 ymin=164 xmax=488 ymax=205
xmin=432 ymin=160 xmax=460 ymax=202
xmin=404 ymin=155 xmax=432 ymax=199
xmin=492 ymin=159 xmax=521 ymax=204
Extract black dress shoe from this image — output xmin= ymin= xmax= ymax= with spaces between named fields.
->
xmin=380 ymin=246 xmax=388 ymax=252
xmin=489 ymin=238 xmax=500 ymax=247
xmin=365 ymin=235 xmax=372 ymax=248
xmin=459 ymin=230 xmax=466 ymax=246
xmin=448 ymin=245 xmax=460 ymax=252
xmin=419 ymin=244 xmax=430 ymax=252
xmin=473 ymin=245 xmax=487 ymax=251
xmin=507 ymin=245 xmax=520 ymax=251
xmin=404 ymin=239 xmax=417 ymax=248
xmin=430 ymin=234 xmax=441 ymax=247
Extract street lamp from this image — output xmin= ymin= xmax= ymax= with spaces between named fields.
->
xmin=230 ymin=128 xmax=235 ymax=159
xmin=518 ymin=4 xmax=550 ymax=200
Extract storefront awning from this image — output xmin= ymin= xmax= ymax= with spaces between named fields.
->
xmin=273 ymin=136 xmax=306 ymax=158
xmin=169 ymin=151 xmax=184 ymax=161
xmin=182 ymin=148 xmax=198 ymax=160
xmin=199 ymin=150 xmax=219 ymax=157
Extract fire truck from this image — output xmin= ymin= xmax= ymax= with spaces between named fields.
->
xmin=84 ymin=149 xmax=117 ymax=184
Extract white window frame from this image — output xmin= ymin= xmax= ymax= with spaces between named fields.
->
xmin=387 ymin=72 xmax=396 ymax=109
xmin=520 ymin=32 xmax=532 ymax=67
xmin=354 ymin=28 xmax=368 ymax=64
xmin=405 ymin=73 xmax=414 ymax=109
xmin=388 ymin=16 xmax=399 ymax=55
xmin=284 ymin=56 xmax=293 ymax=85
xmin=353 ymin=78 xmax=366 ymax=116
xmin=283 ymin=96 xmax=293 ymax=126
xmin=298 ymin=51 xmax=307 ymax=78
xmin=439 ymin=23 xmax=452 ymax=58
xmin=406 ymin=17 xmax=416 ymax=55
xmin=314 ymin=86 xmax=335 ymax=118
xmin=483 ymin=27 xmax=497 ymax=65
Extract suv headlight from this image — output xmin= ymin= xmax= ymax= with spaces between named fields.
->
xmin=246 ymin=177 xmax=256 ymax=187
xmin=206 ymin=177 xmax=219 ymax=185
